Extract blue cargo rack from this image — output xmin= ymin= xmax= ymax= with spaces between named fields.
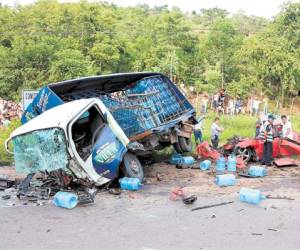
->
xmin=22 ymin=73 xmax=195 ymax=139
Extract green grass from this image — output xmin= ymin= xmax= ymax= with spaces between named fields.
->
xmin=201 ymin=113 xmax=257 ymax=144
xmin=0 ymin=120 xmax=21 ymax=165
xmin=1 ymin=112 xmax=299 ymax=165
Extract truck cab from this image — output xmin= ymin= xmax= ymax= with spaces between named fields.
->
xmin=6 ymin=98 xmax=143 ymax=186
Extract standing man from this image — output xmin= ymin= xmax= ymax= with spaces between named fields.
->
xmin=211 ymin=117 xmax=224 ymax=149
xmin=259 ymin=114 xmax=275 ymax=166
xmin=281 ymin=115 xmax=293 ymax=139
xmin=194 ymin=116 xmax=204 ymax=145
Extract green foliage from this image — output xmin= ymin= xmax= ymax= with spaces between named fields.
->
xmin=0 ymin=1 xmax=299 ymax=104
xmin=0 ymin=120 xmax=21 ymax=165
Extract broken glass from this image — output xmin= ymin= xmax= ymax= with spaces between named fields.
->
xmin=12 ymin=128 xmax=69 ymax=174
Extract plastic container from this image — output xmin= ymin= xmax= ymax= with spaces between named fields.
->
xmin=216 ymin=156 xmax=226 ymax=174
xmin=119 ymin=177 xmax=142 ymax=191
xmin=170 ymin=154 xmax=195 ymax=165
xmin=215 ymin=174 xmax=236 ymax=187
xmin=170 ymin=153 xmax=182 ymax=164
xmin=227 ymin=155 xmax=237 ymax=172
xmin=181 ymin=156 xmax=196 ymax=165
xmin=248 ymin=166 xmax=267 ymax=177
xmin=239 ymin=188 xmax=266 ymax=205
xmin=53 ymin=191 xmax=78 ymax=209
xmin=200 ymin=160 xmax=211 ymax=171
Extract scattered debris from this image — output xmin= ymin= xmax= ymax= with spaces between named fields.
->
xmin=108 ymin=188 xmax=121 ymax=195
xmin=182 ymin=195 xmax=197 ymax=205
xmin=2 ymin=194 xmax=11 ymax=200
xmin=266 ymin=195 xmax=295 ymax=201
xmin=0 ymin=177 xmax=14 ymax=190
xmin=191 ymin=201 xmax=234 ymax=211
xmin=251 ymin=233 xmax=263 ymax=236
xmin=274 ymin=158 xmax=298 ymax=168
xmin=196 ymin=141 xmax=220 ymax=161
xmin=169 ymin=187 xmax=184 ymax=201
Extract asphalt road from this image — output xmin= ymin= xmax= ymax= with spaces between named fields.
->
xmin=1 ymin=182 xmax=300 ymax=250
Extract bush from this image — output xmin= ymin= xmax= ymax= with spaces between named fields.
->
xmin=0 ymin=119 xmax=21 ymax=166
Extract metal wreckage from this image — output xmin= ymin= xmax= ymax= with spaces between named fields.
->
xmin=5 ymin=72 xmax=197 ymax=201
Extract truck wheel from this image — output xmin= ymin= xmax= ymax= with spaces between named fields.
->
xmin=178 ymin=136 xmax=192 ymax=152
xmin=174 ymin=142 xmax=183 ymax=153
xmin=122 ymin=152 xmax=144 ymax=181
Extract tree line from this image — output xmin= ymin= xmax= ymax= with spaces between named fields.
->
xmin=0 ymin=0 xmax=299 ymax=105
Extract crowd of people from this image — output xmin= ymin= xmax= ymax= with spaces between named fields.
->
xmin=193 ymin=109 xmax=294 ymax=167
xmin=0 ymin=98 xmax=22 ymax=127
xmin=198 ymin=89 xmax=269 ymax=117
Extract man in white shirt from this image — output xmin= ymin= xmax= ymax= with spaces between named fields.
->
xmin=211 ymin=117 xmax=224 ymax=149
xmin=194 ymin=117 xmax=204 ymax=144
xmin=252 ymin=98 xmax=261 ymax=116
xmin=281 ymin=115 xmax=293 ymax=140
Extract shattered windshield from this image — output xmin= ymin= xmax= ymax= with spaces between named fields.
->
xmin=12 ymin=128 xmax=69 ymax=174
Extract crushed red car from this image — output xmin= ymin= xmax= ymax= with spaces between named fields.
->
xmin=222 ymin=132 xmax=300 ymax=163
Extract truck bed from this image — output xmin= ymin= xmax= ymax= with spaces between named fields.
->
xmin=22 ymin=73 xmax=195 ymax=139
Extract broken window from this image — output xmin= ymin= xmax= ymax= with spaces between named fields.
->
xmin=12 ymin=128 xmax=68 ymax=174
xmin=71 ymin=105 xmax=104 ymax=161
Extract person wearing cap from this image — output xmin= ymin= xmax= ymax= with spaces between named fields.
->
xmin=259 ymin=114 xmax=275 ymax=166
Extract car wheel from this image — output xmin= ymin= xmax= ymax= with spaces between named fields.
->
xmin=234 ymin=147 xmax=252 ymax=163
xmin=122 ymin=152 xmax=144 ymax=181
xmin=178 ymin=136 xmax=192 ymax=152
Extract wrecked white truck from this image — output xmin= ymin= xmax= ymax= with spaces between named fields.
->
xmin=6 ymin=72 xmax=196 ymax=186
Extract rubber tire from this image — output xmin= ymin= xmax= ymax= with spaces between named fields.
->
xmin=174 ymin=142 xmax=183 ymax=154
xmin=122 ymin=152 xmax=144 ymax=181
xmin=178 ymin=136 xmax=192 ymax=152
xmin=234 ymin=147 xmax=252 ymax=163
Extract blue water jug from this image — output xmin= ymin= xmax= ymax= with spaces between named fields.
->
xmin=53 ymin=191 xmax=78 ymax=209
xmin=248 ymin=166 xmax=267 ymax=177
xmin=200 ymin=160 xmax=211 ymax=170
xmin=181 ymin=156 xmax=196 ymax=165
xmin=170 ymin=153 xmax=182 ymax=164
xmin=215 ymin=174 xmax=236 ymax=187
xmin=227 ymin=155 xmax=237 ymax=172
xmin=216 ymin=156 xmax=226 ymax=173
xmin=119 ymin=177 xmax=142 ymax=191
xmin=239 ymin=188 xmax=266 ymax=205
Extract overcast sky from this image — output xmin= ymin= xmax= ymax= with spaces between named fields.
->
xmin=1 ymin=0 xmax=299 ymax=18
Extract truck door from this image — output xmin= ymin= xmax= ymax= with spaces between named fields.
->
xmin=69 ymin=103 xmax=129 ymax=182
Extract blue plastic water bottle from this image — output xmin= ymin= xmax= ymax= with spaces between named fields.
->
xmin=216 ymin=156 xmax=226 ymax=174
xmin=181 ymin=156 xmax=196 ymax=165
xmin=215 ymin=174 xmax=236 ymax=186
xmin=200 ymin=160 xmax=211 ymax=170
xmin=170 ymin=153 xmax=182 ymax=164
xmin=227 ymin=155 xmax=237 ymax=172
xmin=239 ymin=188 xmax=266 ymax=205
xmin=248 ymin=166 xmax=267 ymax=177
xmin=53 ymin=191 xmax=78 ymax=209
xmin=119 ymin=177 xmax=142 ymax=191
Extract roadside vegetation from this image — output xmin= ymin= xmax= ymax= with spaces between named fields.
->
xmin=0 ymin=1 xmax=300 ymax=106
